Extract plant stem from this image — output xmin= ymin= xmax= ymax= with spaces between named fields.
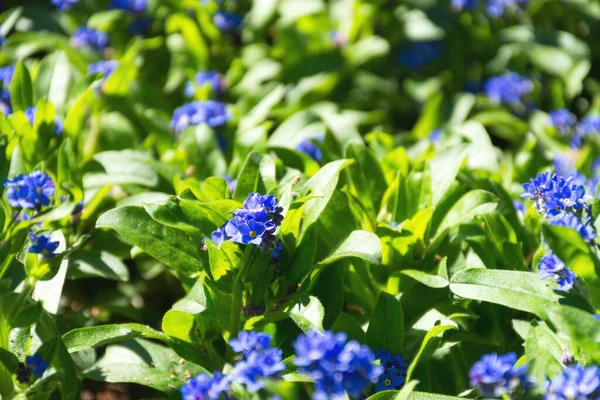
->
xmin=230 ymin=277 xmax=243 ymax=340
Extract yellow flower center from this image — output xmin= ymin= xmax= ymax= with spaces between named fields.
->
xmin=36 ymin=187 xmax=42 ymax=194
xmin=249 ymin=231 xmax=257 ymax=238
xmin=385 ymin=379 xmax=391 ymax=386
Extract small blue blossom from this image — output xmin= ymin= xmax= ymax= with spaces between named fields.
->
xmin=180 ymin=371 xmax=229 ymax=400
xmin=469 ymin=352 xmax=532 ymax=397
xmin=574 ymin=115 xmax=600 ymax=148
xmin=25 ymin=354 xmax=49 ymax=378
xmin=0 ymin=65 xmax=15 ymax=114
xmin=185 ymin=71 xmax=226 ymax=97
xmin=549 ymin=109 xmax=577 ymax=135
xmin=223 ymin=175 xmax=237 ymax=195
xmin=230 ymin=348 xmax=285 ymax=392
xmin=4 ymin=171 xmax=56 ymax=210
xmin=109 ymin=0 xmax=147 ymax=12
xmin=213 ymin=11 xmax=244 ymax=32
xmin=51 ymin=0 xmax=79 ymax=10
xmin=29 ymin=232 xmax=60 ymax=258
xmin=238 ymin=193 xmax=284 ymax=226
xmin=550 ymin=214 xmax=596 ymax=242
xmin=513 ymin=200 xmax=526 ymax=215
xmin=484 ymin=72 xmax=533 ymax=105
xmin=0 ymin=65 xmax=15 ymax=87
xmin=545 ymin=365 xmax=600 ymax=400
xmin=88 ymin=60 xmax=119 ymax=81
xmin=129 ymin=18 xmax=152 ymax=36
xmin=296 ymin=134 xmax=324 ymax=163
xmin=374 ymin=350 xmax=407 ymax=392
xmin=538 ymin=254 xmax=577 ymax=291
xmin=398 ymin=41 xmax=442 ymax=70
xmin=271 ymin=240 xmax=283 ymax=260
xmin=170 ymin=101 xmax=230 ymax=132
xmin=225 ymin=216 xmax=270 ymax=246
xmin=430 ymin=128 xmax=442 ymax=144
xmin=24 ymin=106 xmax=63 ymax=134
xmin=521 ymin=173 xmax=586 ymax=219
xmin=452 ymin=0 xmax=477 ymax=10
xmin=230 ymin=331 xmax=273 ymax=357
xmin=486 ymin=0 xmax=528 ymax=17
xmin=594 ymin=314 xmax=600 ymax=322
xmin=71 ymin=27 xmax=108 ymax=52
xmin=293 ymin=330 xmax=383 ymax=400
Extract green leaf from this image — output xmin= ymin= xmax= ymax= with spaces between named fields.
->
xmin=430 ymin=144 xmax=470 ymax=206
xmin=206 ymin=240 xmax=243 ymax=281
xmin=63 ymin=323 xmax=167 ymax=353
xmin=449 ymin=269 xmax=590 ymax=318
xmin=9 ymin=60 xmax=33 ymax=112
xmin=399 ymin=269 xmax=449 ymax=289
xmin=331 ymin=312 xmax=365 ymax=343
xmin=238 ymin=84 xmax=286 ymax=132
xmin=233 ymin=150 xmax=264 ymax=202
xmin=366 ymin=292 xmax=404 ymax=355
xmin=288 ymin=295 xmax=324 ymax=333
xmin=34 ymin=51 xmax=73 ymax=114
xmin=0 ymin=347 xmax=18 ymax=372
xmin=346 ymin=143 xmax=388 ymax=215
xmin=96 ymin=206 xmax=203 ymax=273
xmin=547 ymin=305 xmax=600 ymax=361
xmin=67 ymin=250 xmax=129 ymax=281
xmin=318 ymin=230 xmax=382 ymax=266
xmin=85 ymin=150 xmax=160 ymax=188
xmin=406 ymin=324 xmax=457 ymax=381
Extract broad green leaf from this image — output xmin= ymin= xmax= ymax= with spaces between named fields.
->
xmin=547 ymin=305 xmax=600 ymax=361
xmin=399 ymin=269 xmax=449 ymax=289
xmin=63 ymin=323 xmax=166 ymax=353
xmin=34 ymin=51 xmax=73 ymax=114
xmin=525 ymin=321 xmax=565 ymax=390
xmin=85 ymin=150 xmax=160 ymax=188
xmin=96 ymin=206 xmax=203 ymax=273
xmin=233 ymin=150 xmax=264 ymax=202
xmin=206 ymin=240 xmax=243 ymax=281
xmin=449 ymin=269 xmax=591 ymax=318
xmin=331 ymin=312 xmax=365 ymax=343
xmin=238 ymin=84 xmax=286 ymax=132
xmin=366 ymin=292 xmax=404 ymax=355
xmin=165 ymin=14 xmax=209 ymax=69
xmin=430 ymin=144 xmax=469 ymax=206
xmin=346 ymin=143 xmax=388 ymax=215
xmin=67 ymin=250 xmax=129 ymax=281
xmin=318 ymin=230 xmax=382 ymax=266
xmin=180 ymin=125 xmax=227 ymax=180
xmin=288 ymin=295 xmax=324 ymax=333
xmin=10 ymin=60 xmax=33 ymax=112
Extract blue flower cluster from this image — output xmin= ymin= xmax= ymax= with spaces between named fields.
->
xmin=170 ymin=101 xmax=230 ymax=132
xmin=296 ymin=134 xmax=324 ymax=163
xmin=453 ymin=0 xmax=528 ymax=17
xmin=521 ymin=172 xmax=586 ymax=219
xmin=572 ymin=115 xmax=600 ymax=148
xmin=181 ymin=331 xmax=284 ymax=399
xmin=549 ymin=109 xmax=577 ymax=135
xmin=550 ymin=214 xmax=596 ymax=243
xmin=375 ymin=350 xmax=407 ymax=392
xmin=545 ymin=365 xmax=600 ymax=400
xmin=469 ymin=352 xmax=532 ymax=397
xmin=3 ymin=170 xmax=56 ymax=210
xmin=538 ymin=254 xmax=577 ymax=292
xmin=109 ymin=0 xmax=147 ymax=12
xmin=29 ymin=232 xmax=60 ymax=258
xmin=25 ymin=354 xmax=49 ymax=378
xmin=0 ymin=65 xmax=15 ymax=114
xmin=398 ymin=41 xmax=442 ymax=70
xmin=209 ymin=193 xmax=283 ymax=252
xmin=71 ymin=27 xmax=108 ymax=52
xmin=213 ymin=11 xmax=244 ymax=33
xmin=293 ymin=330 xmax=383 ymax=399
xmin=51 ymin=0 xmax=79 ymax=10
xmin=25 ymin=106 xmax=63 ymax=135
xmin=484 ymin=72 xmax=533 ymax=105
xmin=88 ymin=60 xmax=119 ymax=79
xmin=185 ymin=71 xmax=226 ymax=97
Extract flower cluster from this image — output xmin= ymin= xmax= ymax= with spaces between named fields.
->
xmin=469 ymin=352 xmax=532 ymax=398
xmin=3 ymin=170 xmax=56 ymax=210
xmin=0 ymin=65 xmax=15 ymax=114
xmin=296 ymin=134 xmax=324 ymax=163
xmin=29 ymin=232 xmax=60 ymax=258
xmin=550 ymin=214 xmax=596 ymax=243
xmin=88 ymin=60 xmax=119 ymax=79
xmin=549 ymin=109 xmax=577 ymax=135
xmin=484 ymin=72 xmax=533 ymax=105
xmin=181 ymin=331 xmax=284 ymax=399
xmin=71 ymin=27 xmax=108 ymax=52
xmin=293 ymin=330 xmax=383 ymax=399
xmin=209 ymin=193 xmax=283 ymax=252
xmin=398 ymin=41 xmax=442 ymax=70
xmin=25 ymin=106 xmax=63 ymax=135
xmin=25 ymin=354 xmax=49 ymax=378
xmin=170 ymin=101 xmax=230 ymax=132
xmin=185 ymin=71 xmax=226 ymax=97
xmin=538 ymin=254 xmax=577 ymax=292
xmin=51 ymin=0 xmax=79 ymax=10
xmin=375 ymin=350 xmax=408 ymax=392
xmin=453 ymin=0 xmax=528 ymax=17
xmin=545 ymin=365 xmax=600 ymax=400
xmin=572 ymin=115 xmax=600 ymax=148
xmin=213 ymin=11 xmax=244 ymax=33
xmin=109 ymin=0 xmax=147 ymax=13
xmin=521 ymin=172 xmax=586 ymax=219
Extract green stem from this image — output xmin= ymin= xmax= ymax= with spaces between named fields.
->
xmin=206 ymin=341 xmax=222 ymax=370
xmin=230 ymin=278 xmax=244 ymax=340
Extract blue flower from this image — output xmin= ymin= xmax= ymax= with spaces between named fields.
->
xmin=230 ymin=331 xmax=273 ymax=357
xmin=297 ymin=135 xmax=324 ymax=163
xmin=521 ymin=173 xmax=586 ymax=219
xmin=129 ymin=18 xmax=152 ymax=36
xmin=185 ymin=71 xmax=226 ymax=97
xmin=538 ymin=254 xmax=576 ymax=291
xmin=485 ymin=0 xmax=528 ymax=17
xmin=545 ymin=365 xmax=600 ymax=400
xmin=230 ymin=348 xmax=285 ymax=392
xmin=374 ymin=350 xmax=407 ymax=392
xmin=71 ymin=27 xmax=108 ymax=52
xmin=29 ymin=232 xmax=60 ymax=258
xmin=271 ymin=240 xmax=283 ymax=260
xmin=180 ymin=371 xmax=229 ymax=400
xmin=24 ymin=106 xmax=63 ymax=134
xmin=398 ymin=41 xmax=442 ymax=70
xmin=225 ymin=216 xmax=270 ymax=247
xmin=484 ymin=72 xmax=533 ymax=105
xmin=452 ymin=0 xmax=477 ymax=10
xmin=550 ymin=214 xmax=596 ymax=242
xmin=469 ymin=352 xmax=531 ymax=397
xmin=0 ymin=65 xmax=15 ymax=87
xmin=170 ymin=101 xmax=230 ymax=132
xmin=4 ymin=171 xmax=56 ymax=210
xmin=513 ymin=200 xmax=525 ymax=215
xmin=51 ymin=0 xmax=79 ymax=10
xmin=430 ymin=128 xmax=442 ymax=144
xmin=213 ymin=11 xmax=243 ymax=32
xmin=25 ymin=354 xmax=49 ymax=378
xmin=575 ymin=115 xmax=600 ymax=147
xmin=594 ymin=314 xmax=600 ymax=322
xmin=0 ymin=65 xmax=15 ymax=114
xmin=293 ymin=330 xmax=383 ymax=400
xmin=223 ymin=175 xmax=237 ymax=195
xmin=549 ymin=109 xmax=577 ymax=135
xmin=109 ymin=0 xmax=147 ymax=12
